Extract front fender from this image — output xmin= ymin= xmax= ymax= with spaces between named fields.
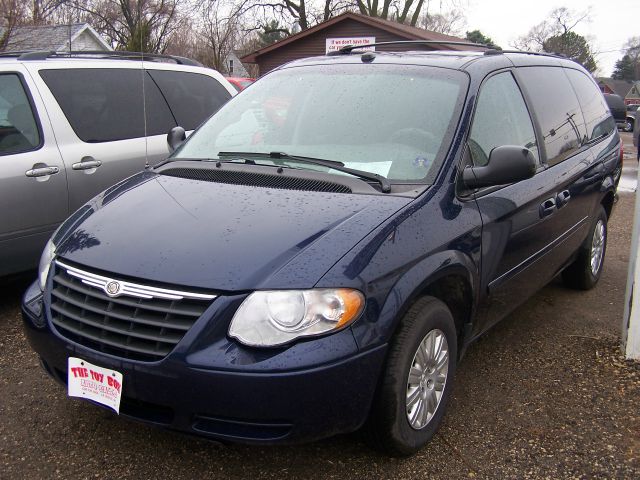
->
xmin=350 ymin=250 xmax=479 ymax=352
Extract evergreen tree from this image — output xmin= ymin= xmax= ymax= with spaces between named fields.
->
xmin=465 ymin=30 xmax=500 ymax=50
xmin=612 ymin=55 xmax=637 ymax=80
xmin=543 ymin=31 xmax=596 ymax=72
xmin=258 ymin=20 xmax=290 ymax=47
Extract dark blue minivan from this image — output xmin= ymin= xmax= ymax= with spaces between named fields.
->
xmin=22 ymin=46 xmax=622 ymax=455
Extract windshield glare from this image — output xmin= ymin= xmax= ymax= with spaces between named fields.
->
xmin=175 ymin=64 xmax=468 ymax=182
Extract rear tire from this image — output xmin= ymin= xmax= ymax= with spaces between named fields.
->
xmin=562 ymin=206 xmax=607 ymax=290
xmin=366 ymin=296 xmax=457 ymax=456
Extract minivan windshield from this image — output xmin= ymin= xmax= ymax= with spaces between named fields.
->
xmin=174 ymin=63 xmax=468 ymax=183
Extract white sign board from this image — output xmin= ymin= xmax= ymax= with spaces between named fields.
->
xmin=623 ymin=163 xmax=640 ymax=360
xmin=68 ymin=357 xmax=123 ymax=413
xmin=326 ymin=37 xmax=375 ymax=53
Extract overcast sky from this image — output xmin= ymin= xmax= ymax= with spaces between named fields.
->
xmin=457 ymin=0 xmax=639 ymax=76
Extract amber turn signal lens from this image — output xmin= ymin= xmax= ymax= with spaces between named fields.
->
xmin=335 ymin=288 xmax=365 ymax=328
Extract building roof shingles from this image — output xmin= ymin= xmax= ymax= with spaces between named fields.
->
xmin=1 ymin=23 xmax=87 ymax=52
xmin=597 ymin=77 xmax=635 ymax=98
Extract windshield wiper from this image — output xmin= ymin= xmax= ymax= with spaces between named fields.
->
xmin=218 ymin=151 xmax=391 ymax=193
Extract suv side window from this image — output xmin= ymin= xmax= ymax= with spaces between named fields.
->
xmin=0 ymin=74 xmax=40 ymax=154
xmin=469 ymin=71 xmax=538 ymax=167
xmin=517 ymin=67 xmax=586 ymax=166
xmin=565 ymin=69 xmax=616 ymax=142
xmin=148 ymin=71 xmax=232 ymax=130
xmin=40 ymin=69 xmax=176 ymax=142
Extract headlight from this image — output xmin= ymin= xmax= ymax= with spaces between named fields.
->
xmin=38 ymin=239 xmax=56 ymax=291
xmin=228 ymin=289 xmax=365 ymax=347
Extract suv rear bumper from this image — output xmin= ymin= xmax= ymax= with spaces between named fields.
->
xmin=22 ymin=283 xmax=387 ymax=444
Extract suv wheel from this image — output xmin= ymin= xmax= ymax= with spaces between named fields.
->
xmin=562 ymin=206 xmax=607 ymax=290
xmin=366 ymin=296 xmax=457 ymax=456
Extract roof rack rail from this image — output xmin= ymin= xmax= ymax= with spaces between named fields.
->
xmin=3 ymin=50 xmax=202 ymax=66
xmin=0 ymin=51 xmax=51 ymax=59
xmin=485 ymin=49 xmax=568 ymax=60
xmin=328 ymin=40 xmax=489 ymax=55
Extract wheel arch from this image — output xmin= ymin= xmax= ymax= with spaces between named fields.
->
xmin=601 ymin=189 xmax=615 ymax=219
xmin=373 ymin=250 xmax=479 ymax=358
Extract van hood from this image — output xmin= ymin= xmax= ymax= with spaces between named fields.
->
xmin=55 ymin=172 xmax=410 ymax=291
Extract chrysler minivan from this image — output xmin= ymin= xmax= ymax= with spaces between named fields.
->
xmin=22 ymin=46 xmax=622 ymax=455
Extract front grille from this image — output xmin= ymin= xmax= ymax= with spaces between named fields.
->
xmin=49 ymin=261 xmax=216 ymax=361
xmin=161 ymin=167 xmax=352 ymax=193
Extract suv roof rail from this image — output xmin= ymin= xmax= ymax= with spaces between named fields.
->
xmin=326 ymin=42 xmax=571 ymax=62
xmin=328 ymin=40 xmax=489 ymax=55
xmin=487 ymin=49 xmax=568 ymax=60
xmin=0 ymin=50 xmax=202 ymax=66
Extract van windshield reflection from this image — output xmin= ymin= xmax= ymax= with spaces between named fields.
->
xmin=174 ymin=64 xmax=468 ymax=183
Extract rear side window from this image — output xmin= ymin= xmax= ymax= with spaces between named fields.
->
xmin=40 ymin=69 xmax=176 ymax=142
xmin=517 ymin=67 xmax=585 ymax=166
xmin=565 ymin=69 xmax=616 ymax=142
xmin=148 ymin=71 xmax=231 ymax=130
xmin=0 ymin=74 xmax=41 ymax=154
xmin=468 ymin=72 xmax=538 ymax=167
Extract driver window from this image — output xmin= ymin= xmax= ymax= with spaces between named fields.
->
xmin=469 ymin=72 xmax=538 ymax=167
xmin=0 ymin=74 xmax=40 ymax=155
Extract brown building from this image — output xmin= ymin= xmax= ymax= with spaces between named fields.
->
xmin=241 ymin=12 xmax=476 ymax=77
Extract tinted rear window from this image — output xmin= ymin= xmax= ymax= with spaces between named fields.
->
xmin=566 ymin=69 xmax=616 ymax=140
xmin=40 ymin=69 xmax=176 ymax=142
xmin=148 ymin=71 xmax=231 ymax=130
xmin=517 ymin=67 xmax=586 ymax=166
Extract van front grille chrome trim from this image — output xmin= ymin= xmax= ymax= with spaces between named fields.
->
xmin=55 ymin=260 xmax=216 ymax=301
xmin=49 ymin=261 xmax=215 ymax=361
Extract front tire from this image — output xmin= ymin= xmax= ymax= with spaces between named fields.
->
xmin=562 ymin=206 xmax=607 ymax=290
xmin=367 ymin=296 xmax=457 ymax=456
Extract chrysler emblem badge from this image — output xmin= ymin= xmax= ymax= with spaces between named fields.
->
xmin=105 ymin=280 xmax=121 ymax=297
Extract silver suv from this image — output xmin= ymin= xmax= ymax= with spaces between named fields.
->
xmin=0 ymin=51 xmax=236 ymax=276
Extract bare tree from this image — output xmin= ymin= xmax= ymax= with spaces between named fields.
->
xmin=196 ymin=0 xmax=244 ymax=71
xmin=31 ymin=0 xmax=72 ymax=24
xmin=353 ymin=0 xmax=427 ymax=27
xmin=418 ymin=8 xmax=465 ymax=35
xmin=512 ymin=7 xmax=590 ymax=51
xmin=72 ymin=0 xmax=190 ymax=53
xmin=0 ymin=0 xmax=28 ymax=50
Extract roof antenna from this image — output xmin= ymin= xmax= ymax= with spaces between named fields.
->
xmin=139 ymin=8 xmax=150 ymax=170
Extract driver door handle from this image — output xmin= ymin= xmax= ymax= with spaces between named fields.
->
xmin=72 ymin=159 xmax=102 ymax=170
xmin=25 ymin=166 xmax=59 ymax=177
xmin=556 ymin=190 xmax=571 ymax=208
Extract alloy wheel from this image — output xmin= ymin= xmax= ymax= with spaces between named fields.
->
xmin=405 ymin=329 xmax=449 ymax=430
xmin=590 ymin=219 xmax=605 ymax=275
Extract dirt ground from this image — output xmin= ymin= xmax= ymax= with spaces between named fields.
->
xmin=1 ymin=134 xmax=639 ymax=479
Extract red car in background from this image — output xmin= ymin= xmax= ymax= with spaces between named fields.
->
xmin=226 ymin=77 xmax=255 ymax=92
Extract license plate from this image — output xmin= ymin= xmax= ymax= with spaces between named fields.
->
xmin=68 ymin=357 xmax=123 ymax=414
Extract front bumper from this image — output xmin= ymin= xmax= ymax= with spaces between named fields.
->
xmin=22 ymin=281 xmax=387 ymax=444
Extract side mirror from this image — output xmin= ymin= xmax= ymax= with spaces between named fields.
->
xmin=462 ymin=145 xmax=537 ymax=189
xmin=167 ymin=126 xmax=186 ymax=153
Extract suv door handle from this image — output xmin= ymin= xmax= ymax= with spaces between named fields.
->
xmin=539 ymin=198 xmax=556 ymax=218
xmin=556 ymin=190 xmax=571 ymax=208
xmin=25 ymin=165 xmax=60 ymax=177
xmin=72 ymin=158 xmax=102 ymax=170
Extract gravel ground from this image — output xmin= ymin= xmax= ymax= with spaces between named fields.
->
xmin=1 ymin=134 xmax=639 ymax=479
